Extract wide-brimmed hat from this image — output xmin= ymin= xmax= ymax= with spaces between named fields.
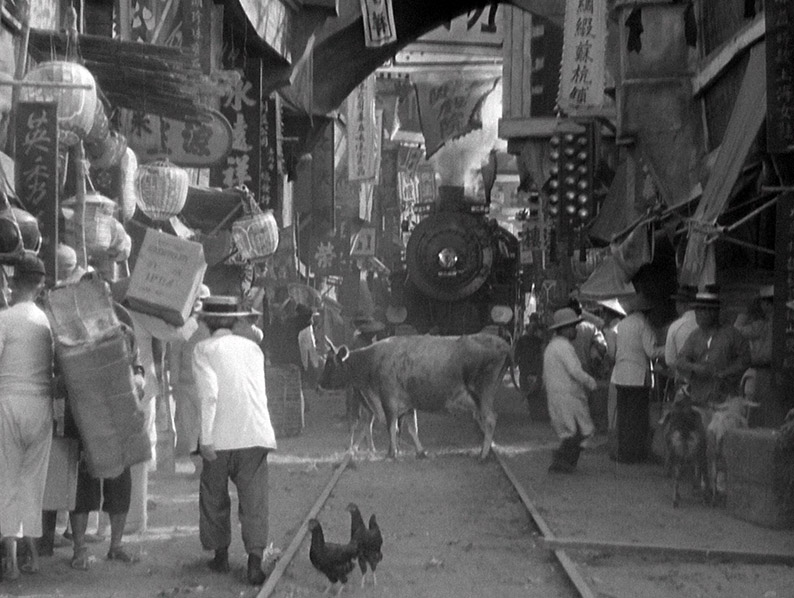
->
xmin=691 ymin=290 xmax=720 ymax=309
xmin=597 ymin=298 xmax=626 ymax=317
xmin=548 ymin=307 xmax=582 ymax=331
xmin=670 ymin=284 xmax=698 ymax=303
xmin=198 ymin=295 xmax=261 ymax=318
xmin=758 ymin=284 xmax=774 ymax=299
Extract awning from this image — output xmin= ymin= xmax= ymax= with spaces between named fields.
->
xmin=680 ymin=41 xmax=767 ymax=285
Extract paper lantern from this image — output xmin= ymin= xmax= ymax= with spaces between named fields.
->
xmin=231 ymin=209 xmax=279 ymax=261
xmin=119 ymin=148 xmax=139 ymax=221
xmin=85 ymin=100 xmax=109 ymax=145
xmin=135 ymin=159 xmax=189 ymax=221
xmin=20 ymin=61 xmax=97 ymax=148
xmin=63 ymin=193 xmax=116 ymax=255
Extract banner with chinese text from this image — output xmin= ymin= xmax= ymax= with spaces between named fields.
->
xmin=347 ymin=75 xmax=378 ymax=181
xmin=557 ymin=0 xmax=606 ymax=113
xmin=360 ymin=0 xmax=397 ymax=48
xmin=413 ymin=74 xmax=499 ymax=158
xmin=15 ymin=102 xmax=58 ymax=280
xmin=766 ymin=0 xmax=794 ymax=153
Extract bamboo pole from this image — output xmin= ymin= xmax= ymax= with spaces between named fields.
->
xmin=4 ymin=0 xmax=30 ymax=157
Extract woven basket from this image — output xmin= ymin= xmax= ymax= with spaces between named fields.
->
xmin=45 ymin=277 xmax=120 ymax=345
xmin=232 ymin=209 xmax=279 ymax=261
xmin=265 ymin=365 xmax=304 ymax=438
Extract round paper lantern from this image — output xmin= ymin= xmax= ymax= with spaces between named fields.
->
xmin=135 ymin=159 xmax=189 ymax=221
xmin=20 ymin=61 xmax=97 ymax=148
xmin=231 ymin=209 xmax=279 ymax=261
xmin=0 ymin=206 xmax=42 ymax=255
xmin=119 ymin=148 xmax=139 ymax=221
xmin=63 ymin=193 xmax=116 ymax=255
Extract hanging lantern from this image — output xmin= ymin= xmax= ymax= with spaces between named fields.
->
xmin=232 ymin=208 xmax=279 ymax=261
xmin=86 ymin=131 xmax=127 ymax=169
xmin=19 ymin=61 xmax=97 ymax=148
xmin=119 ymin=148 xmax=139 ymax=221
xmin=63 ymin=193 xmax=116 ymax=256
xmin=135 ymin=159 xmax=189 ymax=221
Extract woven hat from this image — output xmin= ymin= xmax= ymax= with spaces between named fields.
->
xmin=758 ymin=284 xmax=774 ymax=299
xmin=670 ymin=284 xmax=697 ymax=303
xmin=691 ymin=290 xmax=720 ymax=309
xmin=597 ymin=298 xmax=626 ymax=317
xmin=548 ymin=307 xmax=582 ymax=331
xmin=198 ymin=295 xmax=261 ymax=318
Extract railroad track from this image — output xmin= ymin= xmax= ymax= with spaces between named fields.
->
xmin=255 ymin=439 xmax=595 ymax=598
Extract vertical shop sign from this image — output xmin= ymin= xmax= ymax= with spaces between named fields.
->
xmin=557 ymin=0 xmax=606 ymax=113
xmin=773 ymin=193 xmax=794 ymax=380
xmin=360 ymin=0 xmax=397 ymax=48
xmin=260 ymin=96 xmax=281 ymax=208
xmin=766 ymin=0 xmax=794 ymax=153
xmin=211 ymin=54 xmax=261 ymax=203
xmin=347 ymin=76 xmax=377 ymax=181
xmin=15 ymin=102 xmax=58 ymax=278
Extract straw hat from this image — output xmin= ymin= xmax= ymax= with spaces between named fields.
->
xmin=198 ymin=295 xmax=261 ymax=318
xmin=691 ymin=289 xmax=721 ymax=309
xmin=548 ymin=307 xmax=582 ymax=331
xmin=597 ymin=298 xmax=626 ymax=318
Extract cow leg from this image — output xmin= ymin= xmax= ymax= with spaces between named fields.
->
xmin=365 ymin=410 xmax=376 ymax=453
xmin=387 ymin=416 xmax=399 ymax=459
xmin=672 ymin=462 xmax=681 ymax=508
xmin=404 ymin=409 xmax=427 ymax=459
xmin=479 ymin=409 xmax=497 ymax=460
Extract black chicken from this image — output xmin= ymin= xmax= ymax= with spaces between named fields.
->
xmin=346 ymin=503 xmax=383 ymax=587
xmin=307 ymin=518 xmax=358 ymax=596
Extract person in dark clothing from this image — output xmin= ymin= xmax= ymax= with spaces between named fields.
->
xmin=515 ymin=313 xmax=545 ymax=404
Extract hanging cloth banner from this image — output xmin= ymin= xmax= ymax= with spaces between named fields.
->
xmin=413 ymin=74 xmax=500 ymax=159
xmin=557 ymin=0 xmax=607 ymax=114
xmin=347 ymin=75 xmax=378 ymax=181
xmin=360 ymin=0 xmax=398 ymax=48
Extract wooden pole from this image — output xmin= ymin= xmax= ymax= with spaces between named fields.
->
xmin=5 ymin=0 xmax=30 ymax=157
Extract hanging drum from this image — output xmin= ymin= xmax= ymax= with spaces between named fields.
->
xmin=20 ymin=61 xmax=97 ymax=148
xmin=406 ymin=212 xmax=493 ymax=302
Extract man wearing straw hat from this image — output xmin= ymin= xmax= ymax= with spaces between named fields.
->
xmin=543 ymin=307 xmax=599 ymax=473
xmin=676 ymin=287 xmax=750 ymax=408
xmin=193 ymin=296 xmax=276 ymax=586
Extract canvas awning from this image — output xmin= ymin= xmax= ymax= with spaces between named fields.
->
xmin=679 ymin=41 xmax=767 ymax=285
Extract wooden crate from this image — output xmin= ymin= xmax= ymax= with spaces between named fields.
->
xmin=265 ymin=365 xmax=304 ymax=438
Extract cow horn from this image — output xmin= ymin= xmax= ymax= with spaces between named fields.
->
xmin=325 ymin=336 xmax=338 ymax=354
xmin=339 ymin=346 xmax=350 ymax=362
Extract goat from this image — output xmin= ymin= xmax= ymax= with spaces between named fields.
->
xmin=706 ymin=395 xmax=759 ymax=506
xmin=660 ymin=389 xmax=709 ymax=508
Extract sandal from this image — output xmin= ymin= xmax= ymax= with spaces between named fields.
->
xmin=70 ymin=548 xmax=91 ymax=571
xmin=107 ymin=546 xmax=135 ymax=563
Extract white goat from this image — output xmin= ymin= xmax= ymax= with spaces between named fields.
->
xmin=706 ymin=395 xmax=759 ymax=506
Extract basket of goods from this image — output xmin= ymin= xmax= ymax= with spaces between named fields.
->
xmin=45 ymin=277 xmax=151 ymax=479
xmin=264 ymin=364 xmax=304 ymax=438
xmin=62 ymin=193 xmax=117 ymax=257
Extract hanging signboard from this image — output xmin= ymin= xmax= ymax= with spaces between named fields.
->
xmin=347 ymin=76 xmax=377 ymax=181
xmin=360 ymin=0 xmax=397 ymax=48
xmin=557 ymin=0 xmax=607 ymax=113
xmin=766 ymin=0 xmax=794 ymax=153
xmin=120 ymin=109 xmax=233 ymax=167
xmin=14 ymin=101 xmax=58 ymax=279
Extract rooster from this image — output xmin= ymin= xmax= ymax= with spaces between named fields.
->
xmin=347 ymin=503 xmax=383 ymax=586
xmin=307 ymin=518 xmax=358 ymax=596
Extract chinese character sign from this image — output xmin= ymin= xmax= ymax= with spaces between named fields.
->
xmin=347 ymin=76 xmax=378 ymax=181
xmin=14 ymin=101 xmax=58 ymax=278
xmin=558 ymin=0 xmax=606 ymax=113
xmin=766 ymin=0 xmax=794 ymax=153
xmin=360 ymin=0 xmax=397 ymax=48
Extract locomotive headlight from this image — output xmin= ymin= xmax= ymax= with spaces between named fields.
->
xmin=490 ymin=305 xmax=513 ymax=324
xmin=437 ymin=247 xmax=458 ymax=269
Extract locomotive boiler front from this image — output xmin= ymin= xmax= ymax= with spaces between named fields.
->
xmin=402 ymin=188 xmax=520 ymax=336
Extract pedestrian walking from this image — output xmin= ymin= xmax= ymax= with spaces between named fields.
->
xmin=193 ymin=296 xmax=277 ymax=585
xmin=543 ymin=308 xmax=598 ymax=474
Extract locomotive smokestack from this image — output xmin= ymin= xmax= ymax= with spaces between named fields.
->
xmin=437 ymin=185 xmax=466 ymax=211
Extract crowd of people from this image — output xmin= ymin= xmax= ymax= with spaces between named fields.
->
xmin=519 ymin=283 xmax=773 ymax=474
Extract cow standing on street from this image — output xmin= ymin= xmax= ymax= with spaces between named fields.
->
xmin=320 ymin=333 xmax=513 ymax=459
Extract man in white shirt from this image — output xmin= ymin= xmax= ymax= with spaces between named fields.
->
xmin=543 ymin=308 xmax=598 ymax=473
xmin=193 ymin=296 xmax=277 ymax=586
xmin=664 ymin=284 xmax=698 ymax=390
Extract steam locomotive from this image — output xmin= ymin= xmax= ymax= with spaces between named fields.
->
xmin=392 ymin=186 xmax=521 ymax=338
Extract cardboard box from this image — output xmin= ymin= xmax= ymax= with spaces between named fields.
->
xmin=125 ymin=228 xmax=207 ymax=326
xmin=42 ymin=436 xmax=79 ymax=511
